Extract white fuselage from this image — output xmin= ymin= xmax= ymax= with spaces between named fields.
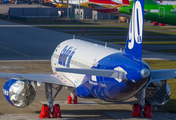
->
xmin=51 ymin=39 xmax=120 ymax=87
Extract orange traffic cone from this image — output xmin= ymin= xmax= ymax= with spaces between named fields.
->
xmin=39 ymin=104 xmax=50 ymax=118
xmin=52 ymin=104 xmax=62 ymax=118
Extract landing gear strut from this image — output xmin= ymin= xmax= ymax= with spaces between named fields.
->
xmin=39 ymin=83 xmax=62 ymax=118
xmin=133 ymin=89 xmax=153 ymax=118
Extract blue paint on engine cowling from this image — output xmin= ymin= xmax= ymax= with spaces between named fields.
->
xmin=3 ymin=79 xmax=18 ymax=106
xmin=3 ymin=79 xmax=36 ymax=108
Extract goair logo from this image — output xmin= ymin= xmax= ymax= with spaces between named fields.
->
xmin=128 ymin=0 xmax=143 ymax=49
xmin=58 ymin=45 xmax=76 ymax=67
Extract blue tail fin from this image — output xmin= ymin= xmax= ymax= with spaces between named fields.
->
xmin=124 ymin=0 xmax=144 ymax=61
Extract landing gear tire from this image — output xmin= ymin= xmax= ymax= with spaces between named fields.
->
xmin=132 ymin=104 xmax=141 ymax=117
xmin=144 ymin=104 xmax=153 ymax=118
xmin=39 ymin=104 xmax=50 ymax=118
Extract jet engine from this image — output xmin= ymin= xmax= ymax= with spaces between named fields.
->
xmin=3 ymin=79 xmax=36 ymax=108
xmin=145 ymin=80 xmax=171 ymax=106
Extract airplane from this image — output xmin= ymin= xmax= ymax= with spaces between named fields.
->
xmin=42 ymin=0 xmax=67 ymax=8
xmin=119 ymin=0 xmax=176 ymax=25
xmin=41 ymin=0 xmax=130 ymax=16
xmin=1 ymin=0 xmax=176 ymax=118
xmin=40 ymin=0 xmax=176 ymax=26
xmin=78 ymin=0 xmax=130 ymax=15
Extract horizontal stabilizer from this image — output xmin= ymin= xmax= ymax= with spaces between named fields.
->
xmin=150 ymin=69 xmax=176 ymax=82
xmin=55 ymin=67 xmax=127 ymax=79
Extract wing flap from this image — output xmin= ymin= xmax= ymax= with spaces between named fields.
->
xmin=0 ymin=73 xmax=75 ymax=87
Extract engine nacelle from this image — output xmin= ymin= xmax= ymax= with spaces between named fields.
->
xmin=145 ymin=80 xmax=171 ymax=106
xmin=3 ymin=79 xmax=36 ymax=108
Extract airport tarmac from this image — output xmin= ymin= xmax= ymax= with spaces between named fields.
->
xmin=2 ymin=112 xmax=176 ymax=120
xmin=0 ymin=19 xmax=176 ymax=60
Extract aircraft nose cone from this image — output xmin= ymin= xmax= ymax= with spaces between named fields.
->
xmin=141 ymin=68 xmax=150 ymax=78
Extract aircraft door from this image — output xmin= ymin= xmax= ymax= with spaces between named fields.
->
xmin=98 ymin=57 xmax=111 ymax=87
xmin=159 ymin=7 xmax=165 ymax=18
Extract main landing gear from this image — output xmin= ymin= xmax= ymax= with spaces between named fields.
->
xmin=39 ymin=83 xmax=62 ymax=118
xmin=133 ymin=89 xmax=154 ymax=118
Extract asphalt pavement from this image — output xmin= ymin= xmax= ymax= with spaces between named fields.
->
xmin=0 ymin=20 xmax=176 ymax=60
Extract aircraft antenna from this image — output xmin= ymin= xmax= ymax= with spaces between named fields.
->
xmin=120 ymin=48 xmax=122 ymax=52
xmin=105 ymin=42 xmax=107 ymax=48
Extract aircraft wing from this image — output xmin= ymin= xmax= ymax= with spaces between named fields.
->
xmin=150 ymin=69 xmax=176 ymax=82
xmin=0 ymin=73 xmax=75 ymax=87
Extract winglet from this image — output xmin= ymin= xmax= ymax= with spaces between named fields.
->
xmin=124 ymin=0 xmax=144 ymax=61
